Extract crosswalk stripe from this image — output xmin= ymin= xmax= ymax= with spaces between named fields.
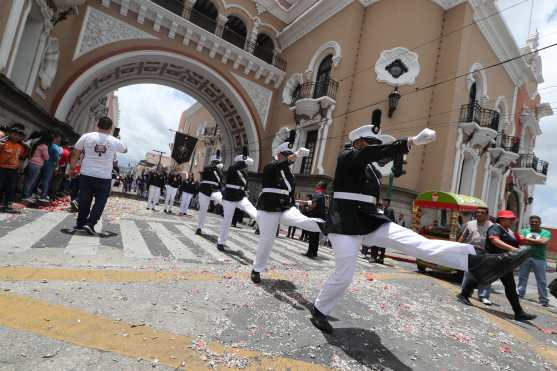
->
xmin=65 ymin=219 xmax=103 ymax=256
xmin=234 ymin=229 xmax=321 ymax=268
xmin=221 ymin=230 xmax=292 ymax=266
xmin=174 ymin=224 xmax=225 ymax=262
xmin=120 ymin=220 xmax=153 ymax=258
xmin=148 ymin=222 xmax=198 ymax=260
xmin=0 ymin=212 xmax=68 ymax=251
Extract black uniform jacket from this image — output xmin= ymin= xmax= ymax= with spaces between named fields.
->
xmin=148 ymin=173 xmax=166 ymax=188
xmin=326 ymin=139 xmax=410 ymax=235
xmin=180 ymin=179 xmax=198 ymax=195
xmin=256 ymin=159 xmax=295 ymax=212
xmin=198 ymin=165 xmax=223 ymax=197
xmin=223 ymin=161 xmax=248 ymax=202
xmin=167 ymin=175 xmax=181 ymax=188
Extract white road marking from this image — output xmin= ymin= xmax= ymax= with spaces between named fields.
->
xmin=120 ymin=219 xmax=153 ymax=258
xmin=65 ymin=219 xmax=103 ymax=256
xmin=0 ymin=212 xmax=67 ymax=251
xmin=148 ymin=222 xmax=198 ymax=260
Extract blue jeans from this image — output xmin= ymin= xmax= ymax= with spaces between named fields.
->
xmin=24 ymin=163 xmax=42 ymax=198
xmin=39 ymin=162 xmax=55 ymax=198
xmin=461 ymin=271 xmax=491 ymax=299
xmin=77 ymin=175 xmax=111 ymax=228
xmin=517 ymin=257 xmax=548 ymax=305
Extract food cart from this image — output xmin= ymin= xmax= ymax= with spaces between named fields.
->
xmin=412 ymin=191 xmax=487 ymax=276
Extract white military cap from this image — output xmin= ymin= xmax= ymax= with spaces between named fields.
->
xmin=275 ymin=141 xmax=295 ymax=155
xmin=210 ymin=154 xmax=222 ymax=162
xmin=348 ymin=125 xmax=394 ymax=144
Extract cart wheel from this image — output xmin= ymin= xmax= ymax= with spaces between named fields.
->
xmin=417 ymin=263 xmax=426 ymax=273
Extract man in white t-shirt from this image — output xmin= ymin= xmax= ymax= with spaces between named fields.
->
xmin=69 ymin=117 xmax=127 ymax=235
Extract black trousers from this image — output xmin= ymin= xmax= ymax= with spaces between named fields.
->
xmin=306 ymin=231 xmax=320 ymax=257
xmin=461 ymin=271 xmax=523 ymax=314
xmin=0 ymin=168 xmax=18 ymax=206
xmin=287 ymin=226 xmax=297 ymax=238
xmin=77 ymin=175 xmax=111 ymax=228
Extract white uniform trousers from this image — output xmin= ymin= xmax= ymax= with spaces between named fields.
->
xmin=197 ymin=191 xmax=223 ymax=230
xmin=164 ymin=185 xmax=178 ymax=212
xmin=179 ymin=192 xmax=193 ymax=214
xmin=218 ymin=198 xmax=258 ymax=245
xmin=314 ymin=222 xmax=476 ymax=315
xmin=253 ymin=207 xmax=323 ymax=273
xmin=146 ymin=185 xmax=161 ymax=209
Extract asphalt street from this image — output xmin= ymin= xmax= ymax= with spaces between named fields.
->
xmin=0 ymin=196 xmax=555 ymax=371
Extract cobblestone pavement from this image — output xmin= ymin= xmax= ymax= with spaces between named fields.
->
xmin=0 ymin=196 xmax=555 ymax=371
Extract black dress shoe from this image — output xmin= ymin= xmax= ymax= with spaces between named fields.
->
xmin=456 ymin=294 xmax=473 ymax=306
xmin=468 ymin=246 xmax=531 ymax=285
xmin=250 ymin=270 xmax=261 ymax=284
xmin=195 ymin=228 xmax=202 ymax=235
xmin=515 ymin=312 xmax=537 ymax=321
xmin=310 ymin=305 xmax=333 ymax=333
xmin=217 ymin=244 xmax=225 ymax=251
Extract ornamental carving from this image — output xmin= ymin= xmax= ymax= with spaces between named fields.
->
xmin=73 ymin=6 xmax=158 ymax=60
xmin=38 ymin=36 xmax=60 ymax=90
xmin=67 ymin=61 xmax=249 ymax=150
xmin=375 ymin=47 xmax=420 ymax=86
xmin=233 ymin=73 xmax=273 ymax=130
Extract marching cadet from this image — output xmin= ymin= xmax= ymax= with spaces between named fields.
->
xmin=196 ymin=150 xmax=224 ymax=235
xmin=309 ymin=123 xmax=532 ymax=333
xmin=217 ymin=147 xmax=257 ymax=251
xmin=250 ymin=130 xmax=325 ymax=284
xmin=178 ymin=172 xmax=197 ymax=216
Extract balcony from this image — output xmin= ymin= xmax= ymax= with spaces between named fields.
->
xmin=291 ymin=80 xmax=338 ymax=120
xmin=512 ymin=154 xmax=548 ymax=185
xmin=488 ymin=134 xmax=520 ymax=168
xmin=149 ymin=0 xmax=286 ymax=72
xmin=105 ymin=0 xmax=286 ymax=87
xmin=458 ymin=102 xmax=499 ymax=147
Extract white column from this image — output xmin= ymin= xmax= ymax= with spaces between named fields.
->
xmin=0 ymin=0 xmax=26 ymax=72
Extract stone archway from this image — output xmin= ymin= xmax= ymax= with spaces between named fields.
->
xmin=54 ymin=49 xmax=260 ymax=168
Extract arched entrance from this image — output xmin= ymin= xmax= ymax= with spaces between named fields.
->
xmin=506 ymin=190 xmax=521 ymax=222
xmin=54 ymin=50 xmax=260 ymax=168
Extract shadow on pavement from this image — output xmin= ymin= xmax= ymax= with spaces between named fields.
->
xmin=323 ymin=327 xmax=413 ymax=371
xmin=260 ymin=279 xmax=313 ymax=312
xmin=199 ymin=233 xmax=252 ymax=265
xmin=60 ymin=229 xmax=118 ymax=238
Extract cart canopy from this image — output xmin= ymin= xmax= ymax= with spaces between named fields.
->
xmin=415 ymin=191 xmax=487 ymax=212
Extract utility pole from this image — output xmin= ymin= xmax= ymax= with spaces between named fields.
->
xmin=152 ymin=149 xmax=165 ymax=171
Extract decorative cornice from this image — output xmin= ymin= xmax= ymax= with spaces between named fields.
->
xmin=278 ymin=0 xmax=353 ymax=49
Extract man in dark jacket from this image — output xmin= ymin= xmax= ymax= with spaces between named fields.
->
xmin=309 ymin=125 xmax=532 ymax=333
xmin=250 ymin=138 xmax=324 ymax=284
xmin=179 ymin=173 xmax=197 ymax=216
xmin=302 ymin=181 xmax=328 ymax=258
xmin=217 ymin=148 xmax=257 ymax=251
xmin=196 ymin=152 xmax=224 ymax=235
xmin=146 ymin=169 xmax=165 ymax=211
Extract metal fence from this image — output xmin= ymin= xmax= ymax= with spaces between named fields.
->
xmin=459 ymin=102 xmax=500 ymax=131
xmin=515 ymin=154 xmax=549 ymax=175
xmin=293 ymin=80 xmax=339 ymax=101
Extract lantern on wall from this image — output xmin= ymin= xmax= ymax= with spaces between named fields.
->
xmin=388 ymin=87 xmax=401 ymax=118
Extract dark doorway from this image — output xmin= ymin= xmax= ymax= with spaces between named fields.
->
xmin=300 ymin=130 xmax=318 ymax=174
xmin=190 ymin=0 xmax=218 ymax=33
xmin=222 ymin=16 xmax=247 ymax=49
xmin=314 ymin=55 xmax=333 ymax=98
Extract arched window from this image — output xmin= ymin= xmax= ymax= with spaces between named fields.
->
xmin=253 ymin=33 xmax=275 ymax=64
xmin=314 ymin=55 xmax=333 ymax=99
xmin=190 ymin=0 xmax=218 ymax=33
xmin=458 ymin=152 xmax=477 ymax=196
xmin=486 ymin=171 xmax=501 ymax=215
xmin=222 ymin=16 xmax=247 ymax=49
xmin=10 ymin=3 xmax=44 ymax=92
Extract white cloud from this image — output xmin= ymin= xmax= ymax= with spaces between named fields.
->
xmin=114 ymin=84 xmax=195 ymax=166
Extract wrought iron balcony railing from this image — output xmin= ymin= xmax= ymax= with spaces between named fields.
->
xmin=293 ymin=80 xmax=339 ymax=101
xmin=245 ymin=40 xmax=287 ymax=71
xmin=491 ymin=134 xmax=520 ymax=154
xmin=459 ymin=102 xmax=500 ymax=131
xmin=514 ymin=154 xmax=549 ymax=175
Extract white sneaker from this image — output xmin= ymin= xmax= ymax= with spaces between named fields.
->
xmin=480 ymin=298 xmax=492 ymax=306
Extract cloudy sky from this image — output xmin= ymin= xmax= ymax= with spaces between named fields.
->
xmin=114 ymin=0 xmax=557 ymax=222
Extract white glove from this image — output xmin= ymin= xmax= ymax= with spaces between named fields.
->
xmin=296 ymin=147 xmax=310 ymax=157
xmin=411 ymin=128 xmax=437 ymax=146
xmin=244 ymin=157 xmax=254 ymax=167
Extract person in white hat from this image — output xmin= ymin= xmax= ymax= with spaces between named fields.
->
xmin=309 ymin=124 xmax=532 ymax=333
xmin=195 ymin=150 xmax=224 ymax=235
xmin=250 ymin=130 xmax=325 ymax=284
xmin=217 ymin=147 xmax=257 ymax=251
